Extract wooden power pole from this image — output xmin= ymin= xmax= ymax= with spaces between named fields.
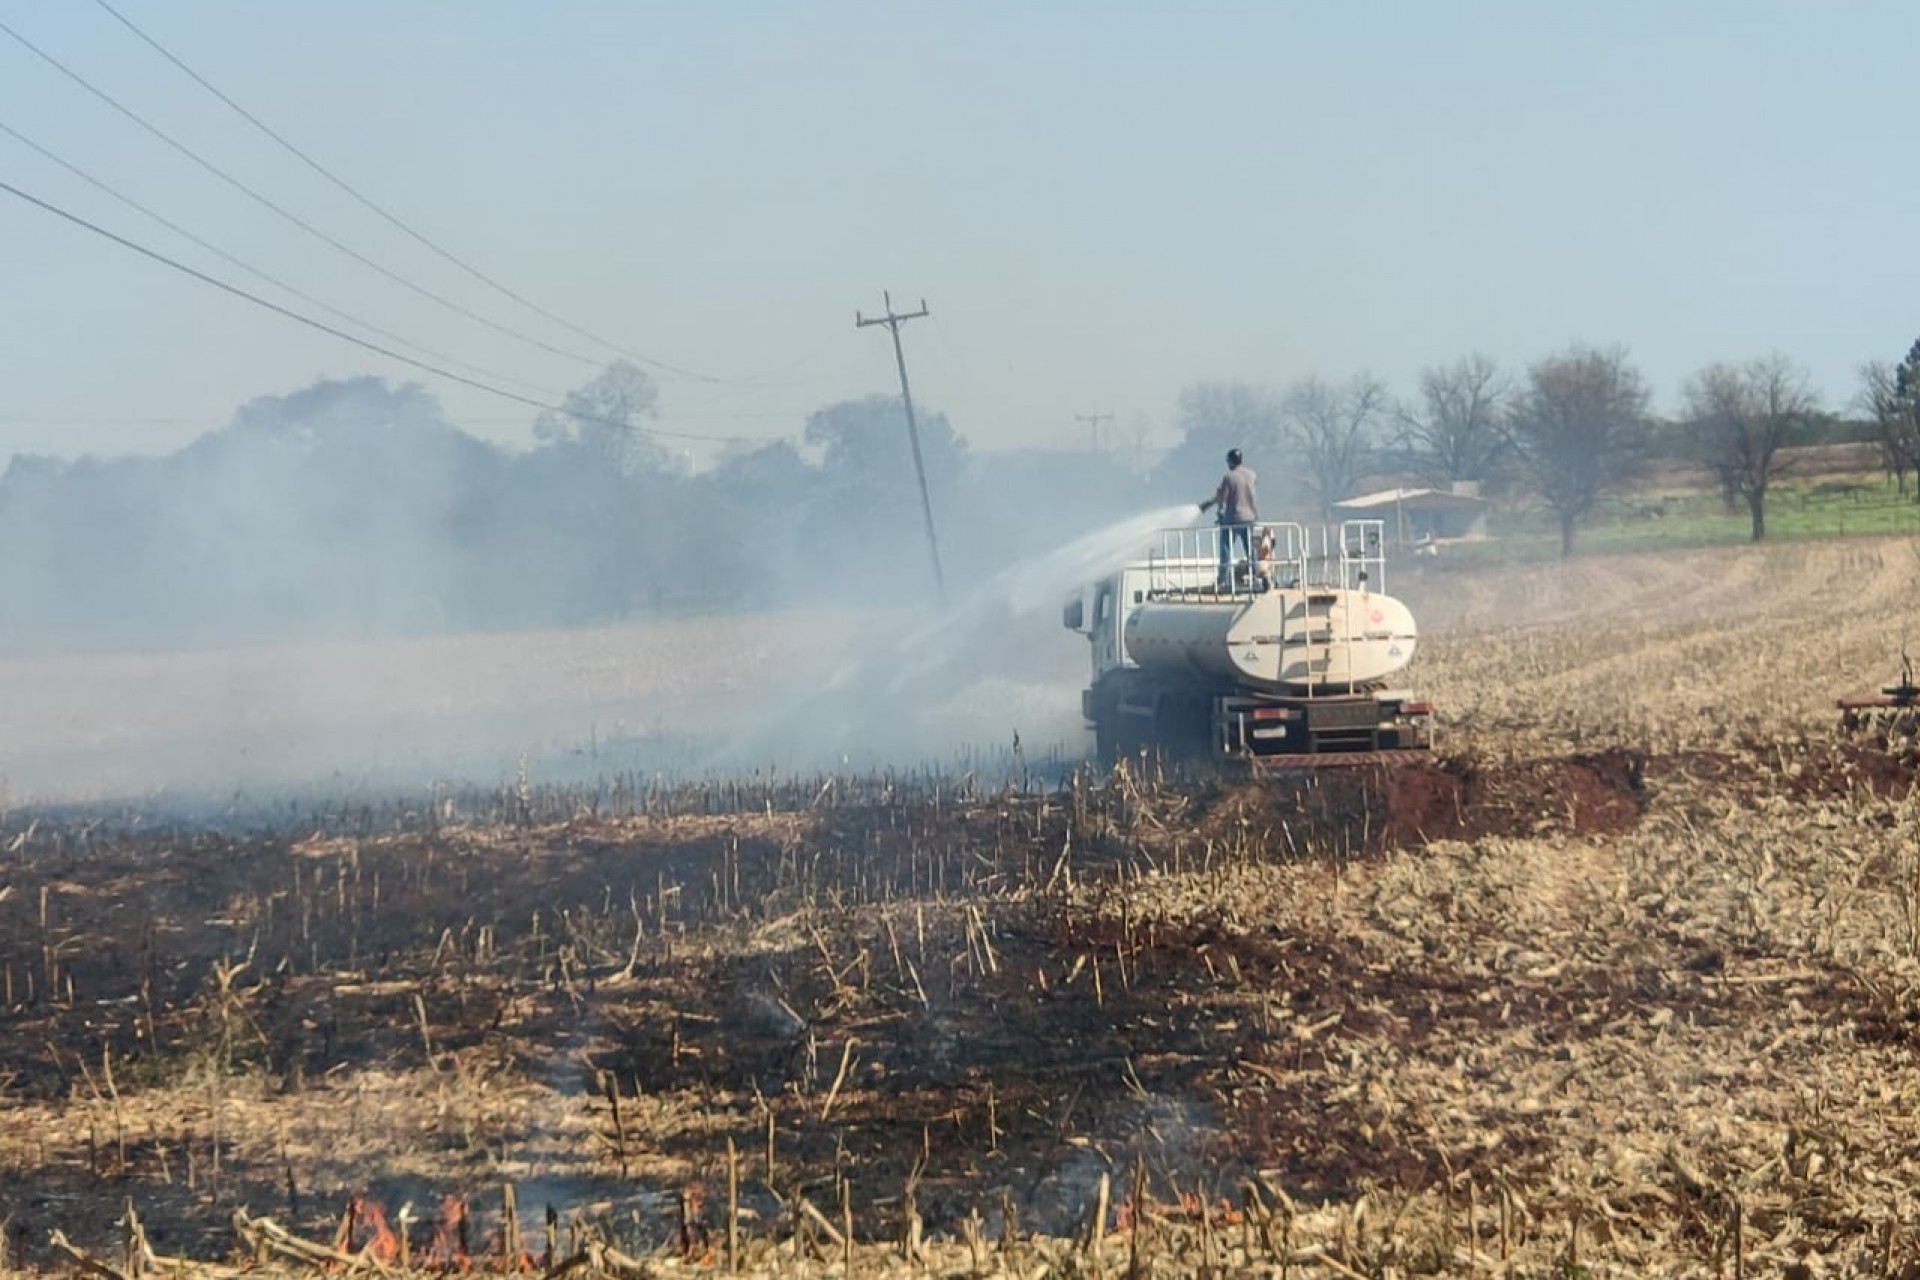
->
xmin=856 ymin=291 xmax=946 ymax=604
xmin=1075 ymin=410 xmax=1114 ymax=453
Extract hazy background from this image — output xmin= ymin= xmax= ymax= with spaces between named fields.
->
xmin=2 ymin=2 xmax=1914 ymax=462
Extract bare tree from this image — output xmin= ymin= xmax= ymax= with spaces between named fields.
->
xmin=1681 ymin=356 xmax=1818 ymax=541
xmin=1862 ymin=339 xmax=1920 ymax=500
xmin=1865 ymin=366 xmax=1910 ymax=498
xmin=1507 ymin=345 xmax=1651 ymax=557
xmin=1285 ymin=373 xmax=1387 ymax=517
xmin=532 ymin=360 xmax=665 ymax=475
xmin=1156 ymin=382 xmax=1287 ymax=505
xmin=1703 ymin=450 xmax=1743 ymax=514
xmin=1175 ymin=382 xmax=1287 ymax=453
xmin=1396 ymin=353 xmax=1508 ymax=485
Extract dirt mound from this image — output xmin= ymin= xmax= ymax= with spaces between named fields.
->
xmin=1657 ymin=739 xmax=1920 ymax=804
xmin=1383 ymin=749 xmax=1648 ymax=845
xmin=1785 ymin=739 xmax=1920 ymax=799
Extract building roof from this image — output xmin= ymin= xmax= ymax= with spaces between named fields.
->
xmin=1333 ymin=487 xmax=1490 ymax=512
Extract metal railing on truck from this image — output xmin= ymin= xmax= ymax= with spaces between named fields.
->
xmin=1144 ymin=520 xmax=1389 ymax=599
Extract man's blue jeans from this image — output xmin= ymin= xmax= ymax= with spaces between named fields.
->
xmin=1217 ymin=522 xmax=1251 ymax=591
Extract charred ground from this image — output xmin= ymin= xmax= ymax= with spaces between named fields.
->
xmin=7 ymin=535 xmax=1920 ymax=1277
xmin=2 ymin=738 xmax=1917 ymax=1275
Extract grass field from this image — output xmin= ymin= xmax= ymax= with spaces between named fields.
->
xmin=1446 ymin=466 xmax=1920 ymax=564
xmin=3 ymin=533 xmax=1919 ymax=1277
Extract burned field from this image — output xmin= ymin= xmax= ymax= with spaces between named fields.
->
xmin=3 ymin=735 xmax=1920 ymax=1278
xmin=6 ymin=534 xmax=1920 ymax=1277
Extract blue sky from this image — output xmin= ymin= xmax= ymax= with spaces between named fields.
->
xmin=1 ymin=1 xmax=1913 ymax=462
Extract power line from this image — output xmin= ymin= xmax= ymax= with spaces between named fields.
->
xmin=87 ymin=0 xmax=740 ymax=387
xmin=0 ymin=116 xmax=561 ymax=399
xmin=0 ymin=15 xmax=618 ymax=373
xmin=0 ymin=176 xmax=785 ymax=447
xmin=856 ymin=291 xmax=946 ymax=605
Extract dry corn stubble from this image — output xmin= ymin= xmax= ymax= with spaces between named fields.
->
xmin=1 ymin=534 xmax=1919 ymax=1276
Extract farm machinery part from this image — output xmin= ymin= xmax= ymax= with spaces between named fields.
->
xmin=1839 ymin=650 xmax=1920 ymax=748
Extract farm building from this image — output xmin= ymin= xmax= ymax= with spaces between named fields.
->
xmin=1333 ymin=485 xmax=1491 ymax=545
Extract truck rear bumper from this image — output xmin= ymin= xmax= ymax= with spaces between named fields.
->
xmin=1218 ymin=692 xmax=1433 ymax=757
xmin=1247 ymin=748 xmax=1435 ymax=770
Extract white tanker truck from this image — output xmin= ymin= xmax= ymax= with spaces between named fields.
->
xmin=1063 ymin=518 xmax=1433 ymax=763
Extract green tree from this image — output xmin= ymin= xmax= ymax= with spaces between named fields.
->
xmin=804 ymin=394 xmax=965 ymax=482
xmin=801 ymin=395 xmax=965 ymax=582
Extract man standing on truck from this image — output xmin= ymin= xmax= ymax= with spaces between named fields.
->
xmin=1199 ymin=447 xmax=1258 ymax=591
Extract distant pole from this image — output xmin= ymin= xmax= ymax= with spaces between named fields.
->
xmin=856 ymin=291 xmax=946 ymax=604
xmin=1075 ymin=410 xmax=1114 ymax=453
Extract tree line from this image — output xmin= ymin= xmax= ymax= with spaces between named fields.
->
xmin=2 ymin=334 xmax=1915 ymax=651
xmin=1167 ymin=336 xmax=1920 ymax=555
xmin=0 ymin=370 xmax=1151 ymax=652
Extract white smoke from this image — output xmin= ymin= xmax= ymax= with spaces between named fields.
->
xmin=712 ymin=505 xmax=1206 ymax=774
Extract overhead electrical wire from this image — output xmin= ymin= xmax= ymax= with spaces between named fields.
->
xmin=0 ymin=15 xmax=623 ymax=374
xmin=0 ymin=116 xmax=561 ymax=400
xmin=89 ymin=0 xmax=740 ymax=387
xmin=0 ymin=176 xmax=786 ymax=447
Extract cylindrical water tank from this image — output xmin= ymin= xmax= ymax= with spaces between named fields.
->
xmin=1123 ymin=587 xmax=1417 ymax=693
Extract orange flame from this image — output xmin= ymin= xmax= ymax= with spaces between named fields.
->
xmin=358 ymin=1198 xmax=401 ymax=1264
xmin=428 ymin=1194 xmax=472 ymax=1271
xmin=332 ymin=1194 xmax=400 ymax=1266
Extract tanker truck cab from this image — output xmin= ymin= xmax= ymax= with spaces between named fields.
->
xmin=1064 ymin=519 xmax=1434 ymax=765
xmin=1061 ymin=563 xmax=1170 ymax=685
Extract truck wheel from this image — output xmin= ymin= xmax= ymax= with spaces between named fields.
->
xmin=1152 ymin=693 xmax=1210 ymax=763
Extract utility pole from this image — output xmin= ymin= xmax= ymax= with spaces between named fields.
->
xmin=856 ymin=291 xmax=946 ymax=604
xmin=1075 ymin=409 xmax=1114 ymax=453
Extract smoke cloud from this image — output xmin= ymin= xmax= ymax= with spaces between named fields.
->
xmin=0 ymin=372 xmax=1201 ymax=803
